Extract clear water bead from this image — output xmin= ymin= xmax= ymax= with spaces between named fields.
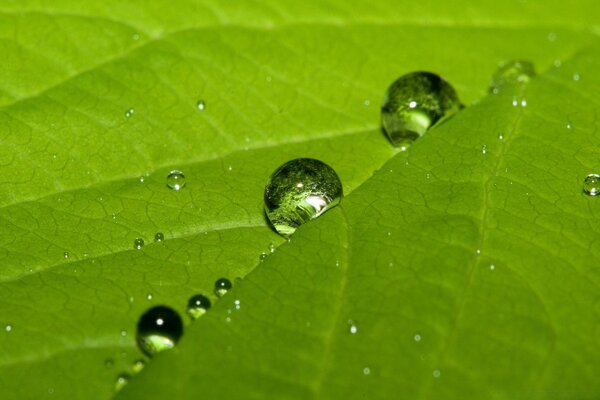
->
xmin=583 ymin=174 xmax=600 ymax=196
xmin=166 ymin=170 xmax=186 ymax=191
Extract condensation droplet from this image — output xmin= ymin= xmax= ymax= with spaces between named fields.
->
xmin=414 ymin=334 xmax=422 ymax=342
xmin=481 ymin=145 xmax=487 ymax=155
xmin=214 ymin=278 xmax=232 ymax=297
xmin=125 ymin=108 xmax=135 ymax=118
xmin=583 ymin=174 xmax=600 ymax=196
xmin=347 ymin=320 xmax=358 ymax=334
xmin=134 ymin=238 xmax=144 ymax=250
xmin=433 ymin=369 xmax=441 ymax=378
xmin=154 ymin=232 xmax=164 ymax=242
xmin=115 ymin=374 xmax=130 ymax=392
xmin=166 ymin=170 xmax=186 ymax=191
xmin=63 ymin=251 xmax=69 ymax=259
xmin=197 ymin=100 xmax=206 ymax=110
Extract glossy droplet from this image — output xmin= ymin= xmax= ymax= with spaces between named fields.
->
xmin=136 ymin=306 xmax=183 ymax=357
xmin=264 ymin=158 xmax=343 ymax=236
xmin=104 ymin=359 xmax=114 ymax=368
xmin=259 ymin=252 xmax=267 ymax=262
xmin=197 ymin=100 xmax=206 ymax=110
xmin=115 ymin=374 xmax=130 ymax=392
xmin=490 ymin=60 xmax=535 ymax=93
xmin=133 ymin=238 xmax=144 ymax=250
xmin=269 ymin=242 xmax=276 ymax=253
xmin=381 ymin=71 xmax=461 ymax=148
xmin=583 ymin=174 xmax=600 ymax=196
xmin=187 ymin=294 xmax=212 ymax=319
xmin=154 ymin=232 xmax=164 ymax=242
xmin=132 ymin=359 xmax=146 ymax=374
xmin=125 ymin=108 xmax=135 ymax=118
xmin=481 ymin=145 xmax=487 ymax=155
xmin=166 ymin=170 xmax=186 ymax=191
xmin=214 ymin=278 xmax=232 ymax=297
xmin=347 ymin=320 xmax=358 ymax=335
xmin=63 ymin=251 xmax=69 ymax=259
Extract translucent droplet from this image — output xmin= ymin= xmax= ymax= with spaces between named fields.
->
xmin=132 ymin=359 xmax=146 ymax=374
xmin=269 ymin=242 xmax=276 ymax=253
xmin=139 ymin=176 xmax=145 ymax=183
xmin=146 ymin=293 xmax=153 ymax=301
xmin=136 ymin=306 xmax=184 ymax=357
xmin=511 ymin=96 xmax=519 ymax=107
xmin=583 ymin=174 xmax=600 ymax=196
xmin=363 ymin=367 xmax=371 ymax=375
xmin=115 ymin=374 xmax=130 ymax=392
xmin=5 ymin=324 xmax=12 ymax=332
xmin=553 ymin=59 xmax=562 ymax=68
xmin=498 ymin=133 xmax=504 ymax=140
xmin=573 ymin=73 xmax=580 ymax=81
xmin=264 ymin=158 xmax=343 ymax=236
xmin=433 ymin=369 xmax=441 ymax=378
xmin=414 ymin=333 xmax=421 ymax=342
xmin=166 ymin=170 xmax=186 ymax=191
xmin=381 ymin=71 xmax=461 ymax=148
xmin=63 ymin=251 xmax=69 ymax=259
xmin=481 ymin=145 xmax=487 ymax=155
xmin=520 ymin=98 xmax=527 ymax=107
xmin=259 ymin=252 xmax=267 ymax=262
xmin=134 ymin=238 xmax=144 ymax=250
xmin=214 ymin=278 xmax=232 ymax=297
xmin=154 ymin=232 xmax=164 ymax=242
xmin=566 ymin=122 xmax=573 ymax=129
xmin=347 ymin=320 xmax=358 ymax=334
xmin=234 ymin=299 xmax=241 ymax=310
xmin=490 ymin=264 xmax=496 ymax=270
xmin=104 ymin=359 xmax=114 ymax=368
xmin=197 ymin=100 xmax=206 ymax=111
xmin=490 ymin=60 xmax=535 ymax=93
xmin=125 ymin=108 xmax=135 ymax=118
xmin=120 ymin=330 xmax=127 ymax=337
xmin=547 ymin=32 xmax=557 ymax=42
xmin=186 ymin=294 xmax=212 ymax=319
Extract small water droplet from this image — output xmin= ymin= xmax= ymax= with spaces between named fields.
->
xmin=136 ymin=306 xmax=183 ymax=356
xmin=363 ymin=99 xmax=371 ymax=107
xmin=511 ymin=96 xmax=519 ymax=107
xmin=414 ymin=333 xmax=421 ymax=342
xmin=521 ymin=98 xmax=527 ymax=107
xmin=269 ymin=242 xmax=276 ymax=253
xmin=553 ymin=59 xmax=562 ymax=68
xmin=227 ymin=165 xmax=233 ymax=171
xmin=573 ymin=72 xmax=580 ymax=81
xmin=433 ymin=369 xmax=441 ymax=378
xmin=476 ymin=249 xmax=481 ymax=255
xmin=490 ymin=60 xmax=535 ymax=93
xmin=5 ymin=324 xmax=12 ymax=332
xmin=132 ymin=359 xmax=146 ymax=374
xmin=234 ymin=299 xmax=241 ymax=310
xmin=490 ymin=264 xmax=496 ymax=270
xmin=146 ymin=293 xmax=153 ymax=301
xmin=120 ymin=330 xmax=127 ymax=337
xmin=363 ymin=367 xmax=371 ymax=376
xmin=566 ymin=122 xmax=573 ymax=129
xmin=154 ymin=232 xmax=164 ymax=242
xmin=547 ymin=32 xmax=557 ymax=42
xmin=63 ymin=251 xmax=69 ymax=259
xmin=125 ymin=108 xmax=135 ymax=118
xmin=187 ymin=294 xmax=212 ymax=319
xmin=166 ymin=170 xmax=186 ymax=191
xmin=197 ymin=100 xmax=206 ymax=110
xmin=498 ymin=133 xmax=504 ymax=140
xmin=264 ymin=159 xmax=343 ymax=236
xmin=583 ymin=174 xmax=600 ymax=196
xmin=214 ymin=278 xmax=232 ymax=297
xmin=104 ymin=359 xmax=114 ymax=368
xmin=266 ymin=75 xmax=272 ymax=82
xmin=347 ymin=320 xmax=358 ymax=334
xmin=139 ymin=176 xmax=145 ymax=183
xmin=132 ymin=33 xmax=140 ymax=41
xmin=382 ymin=71 xmax=461 ymax=148
xmin=134 ymin=238 xmax=144 ymax=250
xmin=259 ymin=252 xmax=267 ymax=262
xmin=481 ymin=145 xmax=487 ymax=155
xmin=115 ymin=374 xmax=130 ymax=392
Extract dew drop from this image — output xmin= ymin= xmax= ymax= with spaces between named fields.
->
xmin=234 ymin=299 xmax=241 ymax=310
xmin=125 ymin=108 xmax=135 ymax=118
xmin=136 ymin=306 xmax=183 ymax=356
xmin=146 ymin=293 xmax=153 ymax=301
xmin=511 ymin=96 xmax=519 ymax=107
xmin=363 ymin=367 xmax=371 ymax=376
xmin=573 ymin=72 xmax=580 ymax=81
xmin=490 ymin=264 xmax=496 ymax=270
xmin=5 ymin=324 xmax=12 ymax=332
xmin=115 ymin=374 xmax=130 ymax=392
xmin=264 ymin=158 xmax=343 ymax=236
xmin=490 ymin=60 xmax=535 ymax=93
xmin=481 ymin=145 xmax=487 ymax=155
xmin=197 ymin=100 xmax=206 ymax=111
xmin=553 ymin=59 xmax=562 ymax=68
xmin=63 ymin=251 xmax=69 ymax=259
xmin=166 ymin=170 xmax=186 ymax=191
xmin=381 ymin=71 xmax=461 ymax=148
xmin=214 ymin=278 xmax=232 ymax=297
xmin=186 ymin=294 xmax=212 ymax=319
xmin=547 ymin=32 xmax=557 ymax=42
xmin=120 ymin=330 xmax=128 ymax=337
xmin=269 ymin=242 xmax=276 ymax=253
xmin=133 ymin=238 xmax=144 ymax=250
xmin=132 ymin=359 xmax=146 ymax=374
xmin=347 ymin=320 xmax=358 ymax=334
xmin=259 ymin=252 xmax=267 ymax=262
xmin=566 ymin=122 xmax=573 ymax=129
xmin=498 ymin=133 xmax=504 ymax=140
xmin=433 ymin=369 xmax=441 ymax=378
xmin=521 ymin=98 xmax=527 ymax=107
xmin=583 ymin=174 xmax=600 ymax=196
xmin=154 ymin=232 xmax=164 ymax=242
xmin=414 ymin=333 xmax=422 ymax=342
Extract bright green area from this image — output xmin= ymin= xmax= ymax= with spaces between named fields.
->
xmin=0 ymin=1 xmax=598 ymax=399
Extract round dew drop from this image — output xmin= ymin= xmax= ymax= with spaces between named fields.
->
xmin=136 ymin=305 xmax=184 ymax=357
xmin=115 ymin=374 xmax=130 ymax=392
xmin=132 ymin=359 xmax=146 ymax=374
xmin=197 ymin=100 xmax=206 ymax=110
xmin=154 ymin=232 xmax=164 ymax=242
xmin=583 ymin=174 xmax=600 ymax=196
xmin=489 ymin=60 xmax=536 ymax=93
xmin=214 ymin=278 xmax=232 ymax=297
xmin=133 ymin=238 xmax=144 ymax=250
xmin=381 ymin=71 xmax=461 ymax=148
xmin=187 ymin=294 xmax=212 ymax=319
xmin=264 ymin=158 xmax=343 ymax=236
xmin=166 ymin=170 xmax=186 ymax=191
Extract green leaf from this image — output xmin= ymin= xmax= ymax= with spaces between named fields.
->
xmin=0 ymin=1 xmax=598 ymax=399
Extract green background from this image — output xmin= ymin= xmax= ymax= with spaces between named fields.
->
xmin=0 ymin=0 xmax=599 ymax=398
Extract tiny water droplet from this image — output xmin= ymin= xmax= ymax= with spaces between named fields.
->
xmin=490 ymin=60 xmax=535 ymax=93
xmin=139 ymin=176 xmax=145 ymax=183
xmin=264 ymin=159 xmax=343 ymax=236
xmin=347 ymin=320 xmax=358 ymax=334
xmin=154 ymin=232 xmax=164 ymax=242
xmin=134 ymin=238 xmax=144 ymax=250
xmin=125 ymin=108 xmax=135 ymax=118
xmin=214 ymin=278 xmax=232 ymax=297
xmin=120 ymin=330 xmax=127 ymax=337
xmin=481 ymin=145 xmax=487 ymax=155
xmin=269 ymin=242 xmax=276 ymax=253
xmin=197 ymin=100 xmax=206 ymax=110
xmin=5 ymin=324 xmax=12 ymax=332
xmin=433 ymin=369 xmax=441 ymax=378
xmin=132 ymin=33 xmax=140 ymax=41
xmin=521 ymin=98 xmax=527 ymax=107
xmin=63 ymin=251 xmax=69 ymax=259
xmin=573 ymin=72 xmax=580 ymax=81
xmin=363 ymin=99 xmax=371 ymax=107
xmin=498 ymin=133 xmax=504 ymax=140
xmin=166 ymin=170 xmax=186 ymax=191
xmin=511 ymin=96 xmax=519 ymax=107
xmin=259 ymin=252 xmax=267 ymax=262
xmin=136 ymin=306 xmax=183 ymax=356
xmin=553 ymin=59 xmax=562 ymax=68
xmin=583 ymin=174 xmax=600 ymax=196
xmin=414 ymin=334 xmax=421 ymax=342
xmin=146 ymin=293 xmax=153 ymax=301
xmin=234 ymin=299 xmax=241 ymax=310
xmin=363 ymin=367 xmax=371 ymax=376
xmin=476 ymin=249 xmax=481 ymax=255
xmin=187 ymin=294 xmax=211 ymax=319
xmin=566 ymin=122 xmax=573 ymax=129
xmin=115 ymin=374 xmax=130 ymax=392
xmin=266 ymin=75 xmax=272 ymax=82
xmin=381 ymin=71 xmax=461 ymax=148
xmin=490 ymin=264 xmax=496 ymax=270
xmin=132 ymin=359 xmax=146 ymax=374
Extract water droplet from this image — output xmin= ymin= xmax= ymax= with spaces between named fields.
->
xmin=115 ymin=374 xmax=130 ymax=392
xmin=553 ymin=59 xmax=562 ymax=68
xmin=139 ymin=176 xmax=145 ymax=183
xmin=347 ymin=320 xmax=358 ymax=334
xmin=433 ymin=369 xmax=441 ymax=378
xmin=511 ymin=96 xmax=519 ymax=107
xmin=197 ymin=100 xmax=206 ymax=111
xmin=132 ymin=33 xmax=140 ymax=41
xmin=154 ymin=232 xmax=164 ymax=242
xmin=134 ymin=238 xmax=144 ymax=250
xmin=259 ymin=252 xmax=267 ymax=262
xmin=363 ymin=99 xmax=371 ymax=107
xmin=5 ymin=324 xmax=12 ymax=332
xmin=166 ymin=170 xmax=186 ymax=191
xmin=269 ymin=242 xmax=276 ymax=253
xmin=573 ymin=72 xmax=580 ymax=81
xmin=125 ymin=108 xmax=135 ymax=118
xmin=234 ymin=299 xmax=241 ymax=310
xmin=481 ymin=145 xmax=487 ymax=155
xmin=547 ymin=32 xmax=557 ymax=42
xmin=146 ymin=293 xmax=153 ymax=301
xmin=363 ymin=367 xmax=371 ymax=375
xmin=414 ymin=333 xmax=421 ymax=342
xmin=63 ymin=251 xmax=69 ymax=259
xmin=186 ymin=294 xmax=212 ymax=319
xmin=520 ymin=98 xmax=527 ymax=107
xmin=498 ymin=133 xmax=504 ymax=140
xmin=583 ymin=174 xmax=600 ymax=196
xmin=476 ymin=249 xmax=481 ymax=255
xmin=264 ymin=158 xmax=343 ymax=236
xmin=120 ymin=330 xmax=128 ymax=337
xmin=132 ymin=359 xmax=146 ymax=374
xmin=381 ymin=71 xmax=461 ymax=148
xmin=566 ymin=122 xmax=573 ymax=129
xmin=490 ymin=264 xmax=496 ymax=270
xmin=490 ymin=60 xmax=535 ymax=93
xmin=104 ymin=359 xmax=114 ymax=368
xmin=136 ymin=306 xmax=183 ymax=356
xmin=214 ymin=278 xmax=232 ymax=297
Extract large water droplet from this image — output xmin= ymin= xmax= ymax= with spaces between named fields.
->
xmin=264 ymin=158 xmax=343 ymax=236
xmin=166 ymin=170 xmax=186 ymax=191
xmin=187 ymin=294 xmax=212 ymax=319
xmin=583 ymin=174 xmax=600 ymax=196
xmin=381 ymin=71 xmax=461 ymax=148
xmin=490 ymin=60 xmax=535 ymax=93
xmin=136 ymin=306 xmax=183 ymax=356
xmin=133 ymin=238 xmax=144 ymax=250
xmin=214 ymin=278 xmax=232 ymax=297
